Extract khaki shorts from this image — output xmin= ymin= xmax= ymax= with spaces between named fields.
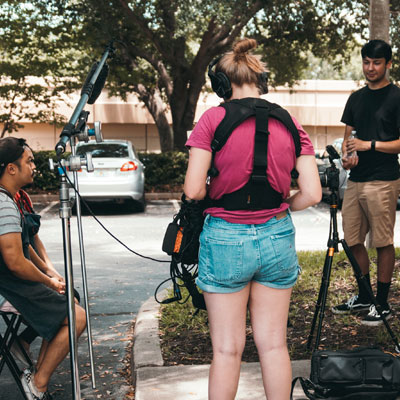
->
xmin=342 ymin=179 xmax=400 ymax=248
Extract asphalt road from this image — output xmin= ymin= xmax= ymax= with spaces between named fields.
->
xmin=2 ymin=198 xmax=400 ymax=399
xmin=1 ymin=199 xmax=175 ymax=400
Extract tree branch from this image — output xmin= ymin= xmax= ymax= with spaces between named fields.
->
xmin=118 ymin=39 xmax=173 ymax=98
xmin=117 ymin=0 xmax=176 ymax=62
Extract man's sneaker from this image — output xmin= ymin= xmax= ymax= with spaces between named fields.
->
xmin=20 ymin=368 xmax=52 ymax=400
xmin=331 ymin=295 xmax=371 ymax=314
xmin=361 ymin=304 xmax=392 ymax=326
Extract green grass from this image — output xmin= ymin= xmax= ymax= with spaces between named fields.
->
xmin=159 ymin=249 xmax=400 ymax=364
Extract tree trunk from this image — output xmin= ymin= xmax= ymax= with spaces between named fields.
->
xmin=170 ymin=70 xmax=207 ymax=151
xmin=369 ymin=0 xmax=390 ymax=42
xmin=1 ymin=124 xmax=7 ymax=138
xmin=171 ymin=95 xmax=198 ymax=151
xmin=136 ymin=84 xmax=173 ymax=152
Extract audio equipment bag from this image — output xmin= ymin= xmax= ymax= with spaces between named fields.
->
xmin=162 ymin=194 xmax=205 ymax=265
xmin=160 ymin=194 xmax=206 ymax=311
xmin=291 ymin=347 xmax=400 ymax=400
xmin=207 ymin=97 xmax=301 ymax=211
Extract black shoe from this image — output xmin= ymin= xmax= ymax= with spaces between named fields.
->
xmin=361 ymin=304 xmax=392 ymax=326
xmin=331 ymin=295 xmax=371 ymax=314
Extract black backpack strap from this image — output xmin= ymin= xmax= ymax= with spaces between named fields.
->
xmin=291 ymin=377 xmax=326 ymax=400
xmin=251 ymin=101 xmax=270 ymax=184
xmin=209 ymin=98 xmax=300 ymax=161
xmin=269 ymin=106 xmax=301 ymax=157
xmin=235 ymin=98 xmax=301 ymax=157
xmin=210 ymin=101 xmax=283 ymax=210
xmin=208 ymin=101 xmax=255 ymax=177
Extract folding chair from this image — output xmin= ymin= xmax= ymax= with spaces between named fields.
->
xmin=0 ymin=309 xmax=34 ymax=400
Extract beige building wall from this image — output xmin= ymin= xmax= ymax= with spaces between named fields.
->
xmin=3 ymin=80 xmax=362 ymax=152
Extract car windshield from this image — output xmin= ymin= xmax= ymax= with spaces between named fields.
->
xmin=76 ymin=143 xmax=129 ymax=158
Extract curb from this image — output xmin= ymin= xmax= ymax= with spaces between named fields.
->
xmin=30 ymin=193 xmax=182 ymax=203
xmin=30 ymin=194 xmax=59 ymax=202
xmin=131 ymin=291 xmax=166 ymax=385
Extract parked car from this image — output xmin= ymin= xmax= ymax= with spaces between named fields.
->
xmin=315 ymin=138 xmax=349 ymax=207
xmin=68 ymin=139 xmax=145 ymax=211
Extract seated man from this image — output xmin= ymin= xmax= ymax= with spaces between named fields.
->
xmin=0 ymin=137 xmax=86 ymax=400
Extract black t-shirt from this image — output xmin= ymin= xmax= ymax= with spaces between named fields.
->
xmin=341 ymin=83 xmax=400 ymax=181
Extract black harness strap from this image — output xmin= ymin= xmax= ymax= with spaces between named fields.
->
xmin=252 ymin=102 xmax=270 ymax=182
xmin=208 ymin=98 xmax=300 ymax=211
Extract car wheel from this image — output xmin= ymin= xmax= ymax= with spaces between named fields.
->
xmin=129 ymin=195 xmax=146 ymax=213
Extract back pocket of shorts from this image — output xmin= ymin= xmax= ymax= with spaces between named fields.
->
xmin=270 ymin=229 xmax=297 ymax=272
xmin=204 ymin=238 xmax=243 ymax=283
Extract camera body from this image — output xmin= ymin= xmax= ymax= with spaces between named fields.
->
xmin=319 ymin=164 xmax=340 ymax=191
xmin=319 ymin=144 xmax=341 ymax=191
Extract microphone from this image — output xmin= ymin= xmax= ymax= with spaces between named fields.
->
xmin=56 ymin=43 xmax=113 ymax=156
xmin=55 ymin=123 xmax=75 ymax=156
xmin=81 ymin=62 xmax=109 ymax=105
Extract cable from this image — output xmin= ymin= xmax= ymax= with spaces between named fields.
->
xmin=59 ymin=164 xmax=169 ymax=263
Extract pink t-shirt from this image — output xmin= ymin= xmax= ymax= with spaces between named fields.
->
xmin=186 ymin=104 xmax=315 ymax=224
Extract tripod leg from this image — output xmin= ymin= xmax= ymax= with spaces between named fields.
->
xmin=341 ymin=239 xmax=400 ymax=350
xmin=307 ymin=247 xmax=335 ymax=350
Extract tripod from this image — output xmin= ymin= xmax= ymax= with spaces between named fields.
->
xmin=307 ymin=155 xmax=400 ymax=352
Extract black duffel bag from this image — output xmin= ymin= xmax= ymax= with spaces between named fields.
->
xmin=291 ymin=347 xmax=400 ymax=399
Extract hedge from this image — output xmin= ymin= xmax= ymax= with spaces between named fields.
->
xmin=138 ymin=151 xmax=188 ymax=192
xmin=30 ymin=150 xmax=188 ymax=193
xmin=31 ymin=150 xmax=69 ymax=192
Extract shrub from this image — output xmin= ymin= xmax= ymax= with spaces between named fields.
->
xmin=31 ymin=150 xmax=70 ymax=192
xmin=138 ymin=151 xmax=188 ymax=192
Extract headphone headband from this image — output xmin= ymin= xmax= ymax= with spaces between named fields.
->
xmin=208 ymin=56 xmax=269 ymax=98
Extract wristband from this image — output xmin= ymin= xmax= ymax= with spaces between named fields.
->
xmin=371 ymin=140 xmax=376 ymax=151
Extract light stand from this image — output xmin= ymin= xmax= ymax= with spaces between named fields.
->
xmin=69 ymin=121 xmax=103 ymax=390
xmin=52 ymin=41 xmax=114 ymax=400
xmin=50 ymin=141 xmax=97 ymax=400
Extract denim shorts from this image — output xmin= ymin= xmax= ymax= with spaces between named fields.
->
xmin=196 ymin=213 xmax=300 ymax=293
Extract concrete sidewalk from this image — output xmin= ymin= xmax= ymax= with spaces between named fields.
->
xmin=132 ymin=295 xmax=310 ymax=400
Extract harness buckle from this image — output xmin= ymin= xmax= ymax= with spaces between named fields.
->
xmin=251 ymin=174 xmax=268 ymax=184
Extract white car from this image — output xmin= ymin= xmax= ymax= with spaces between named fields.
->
xmin=68 ymin=139 xmax=145 ymax=211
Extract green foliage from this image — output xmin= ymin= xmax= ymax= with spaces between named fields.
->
xmin=303 ymin=47 xmax=364 ymax=81
xmin=6 ymin=1 xmax=400 ymax=152
xmin=249 ymin=0 xmax=369 ymax=86
xmin=28 ymin=0 xmax=371 ymax=151
xmin=0 ymin=1 xmax=82 ymax=137
xmin=138 ymin=151 xmax=188 ymax=191
xmin=31 ymin=150 xmax=69 ymax=191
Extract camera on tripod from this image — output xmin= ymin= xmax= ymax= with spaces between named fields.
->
xmin=319 ymin=145 xmax=341 ymax=192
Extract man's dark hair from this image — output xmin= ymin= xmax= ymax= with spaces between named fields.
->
xmin=361 ymin=40 xmax=392 ymax=62
xmin=0 ymin=137 xmax=30 ymax=178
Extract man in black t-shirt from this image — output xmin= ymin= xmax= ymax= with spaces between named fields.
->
xmin=331 ymin=40 xmax=400 ymax=326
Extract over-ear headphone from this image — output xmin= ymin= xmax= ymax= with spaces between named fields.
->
xmin=208 ymin=56 xmax=232 ymax=99
xmin=258 ymin=71 xmax=269 ymax=95
xmin=208 ymin=56 xmax=269 ymax=98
